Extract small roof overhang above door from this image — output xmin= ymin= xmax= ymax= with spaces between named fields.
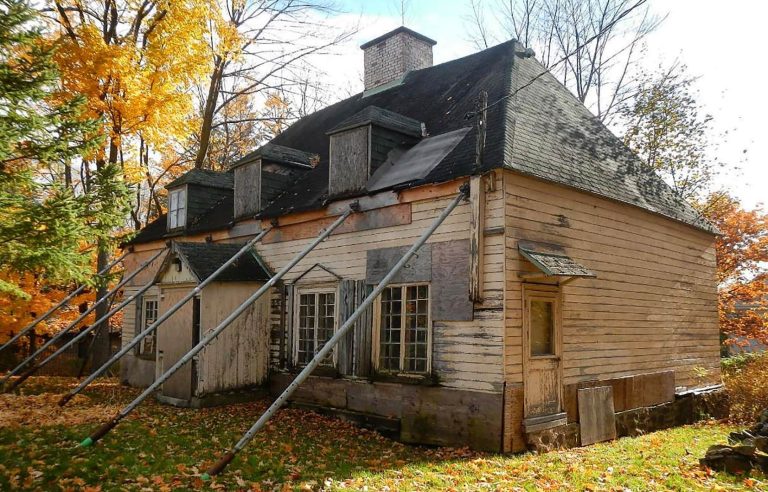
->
xmin=517 ymin=240 xmax=596 ymax=285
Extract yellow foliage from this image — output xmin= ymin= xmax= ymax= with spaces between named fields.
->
xmin=49 ymin=0 xmax=224 ymax=183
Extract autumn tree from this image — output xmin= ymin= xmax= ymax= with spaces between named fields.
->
xmin=192 ymin=0 xmax=355 ymax=170
xmin=700 ymin=193 xmax=768 ymax=347
xmin=621 ymin=64 xmax=721 ymax=201
xmin=465 ymin=0 xmax=662 ymax=123
xmin=43 ymin=0 xmax=218 ymax=364
xmin=0 ymin=0 xmax=131 ymax=345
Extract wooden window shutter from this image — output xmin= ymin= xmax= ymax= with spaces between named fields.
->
xmin=283 ymin=284 xmax=295 ymax=370
xmin=336 ymin=279 xmax=356 ymax=376
xmin=353 ymin=280 xmax=374 ymax=377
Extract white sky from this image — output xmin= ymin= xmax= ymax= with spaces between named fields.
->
xmin=319 ymin=0 xmax=766 ymax=209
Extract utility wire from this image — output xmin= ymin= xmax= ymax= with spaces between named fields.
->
xmin=465 ymin=0 xmax=649 ymax=119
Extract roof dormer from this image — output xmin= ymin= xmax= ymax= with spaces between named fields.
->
xmin=327 ymin=106 xmax=423 ymax=198
xmin=231 ymin=143 xmax=316 ymax=220
xmin=164 ymin=169 xmax=233 ymax=232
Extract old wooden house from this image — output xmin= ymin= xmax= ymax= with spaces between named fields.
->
xmin=119 ymin=27 xmax=722 ymax=452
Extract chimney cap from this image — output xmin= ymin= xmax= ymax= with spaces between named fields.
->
xmin=360 ymin=26 xmax=437 ymax=50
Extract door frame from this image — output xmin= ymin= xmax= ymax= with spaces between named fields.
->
xmin=521 ymin=283 xmax=564 ymax=421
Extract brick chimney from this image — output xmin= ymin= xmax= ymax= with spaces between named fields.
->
xmin=361 ymin=27 xmax=436 ymax=92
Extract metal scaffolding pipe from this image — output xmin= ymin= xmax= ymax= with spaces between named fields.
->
xmin=6 ymin=278 xmax=158 ymax=392
xmin=79 ymin=209 xmax=354 ymax=446
xmin=59 ymin=228 xmax=272 ymax=407
xmin=203 ymin=189 xmax=468 ymax=478
xmin=0 ymin=248 xmax=166 ymax=387
xmin=0 ymin=252 xmax=129 ymax=355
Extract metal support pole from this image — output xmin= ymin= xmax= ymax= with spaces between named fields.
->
xmin=80 ymin=209 xmax=353 ymax=446
xmin=59 ymin=228 xmax=272 ymax=407
xmin=203 ymin=189 xmax=468 ymax=478
xmin=0 ymin=252 xmax=129 ymax=355
xmin=6 ymin=278 xmax=158 ymax=392
xmin=0 ymin=249 xmax=166 ymax=386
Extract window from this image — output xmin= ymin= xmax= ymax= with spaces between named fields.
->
xmin=529 ymin=299 xmax=554 ymax=356
xmin=295 ymin=288 xmax=337 ymax=366
xmin=138 ymin=297 xmax=158 ymax=356
xmin=377 ymin=284 xmax=430 ymax=374
xmin=168 ymin=188 xmax=186 ymax=229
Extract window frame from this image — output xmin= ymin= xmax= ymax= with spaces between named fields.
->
xmin=137 ymin=296 xmax=159 ymax=357
xmin=523 ymin=288 xmax=561 ymax=361
xmin=291 ymin=285 xmax=339 ymax=368
xmin=373 ymin=283 xmax=432 ymax=376
xmin=168 ymin=186 xmax=187 ymax=230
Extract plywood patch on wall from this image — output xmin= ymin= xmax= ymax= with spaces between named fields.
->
xmin=577 ymin=386 xmax=616 ymax=446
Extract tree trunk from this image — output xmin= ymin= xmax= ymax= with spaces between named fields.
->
xmin=194 ymin=59 xmax=225 ymax=169
xmin=90 ymin=135 xmax=120 ymax=369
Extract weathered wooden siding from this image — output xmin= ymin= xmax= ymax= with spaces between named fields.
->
xmin=197 ymin=281 xmax=270 ymax=394
xmin=255 ymin=176 xmax=506 ymax=393
xmin=234 ymin=160 xmax=261 ymax=219
xmin=156 ymin=285 xmax=195 ymax=400
xmin=503 ymin=171 xmax=720 ymax=390
xmin=328 ymin=126 xmax=369 ymax=196
xmin=120 ymin=247 xmax=167 ymax=349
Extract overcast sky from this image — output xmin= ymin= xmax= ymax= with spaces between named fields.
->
xmin=321 ymin=0 xmax=765 ymax=209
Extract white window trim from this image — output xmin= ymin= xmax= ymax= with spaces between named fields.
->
xmin=292 ymin=285 xmax=339 ymax=368
xmin=372 ymin=283 xmax=432 ymax=376
xmin=168 ymin=186 xmax=187 ymax=230
xmin=138 ymin=296 xmax=158 ymax=356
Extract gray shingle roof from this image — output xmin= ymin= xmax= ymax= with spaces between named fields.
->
xmin=173 ymin=242 xmax=271 ymax=282
xmin=129 ymin=38 xmax=715 ymax=246
xmin=233 ymin=142 xmax=317 ymax=169
xmin=328 ymin=106 xmax=424 ymax=137
xmin=165 ymin=169 xmax=234 ymax=190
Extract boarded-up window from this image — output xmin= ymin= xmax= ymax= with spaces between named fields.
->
xmin=377 ymin=284 xmax=430 ymax=374
xmin=295 ymin=289 xmax=337 ymax=366
xmin=530 ymin=299 xmax=554 ymax=356
xmin=168 ymin=187 xmax=187 ymax=229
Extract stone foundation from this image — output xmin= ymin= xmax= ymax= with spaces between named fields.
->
xmin=525 ymin=423 xmax=580 ymax=452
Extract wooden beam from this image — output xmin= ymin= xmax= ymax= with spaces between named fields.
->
xmin=469 ymin=175 xmax=485 ymax=302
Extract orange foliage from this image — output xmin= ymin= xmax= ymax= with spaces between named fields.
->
xmin=0 ymin=252 xmax=125 ymax=346
xmin=700 ymin=193 xmax=768 ymax=345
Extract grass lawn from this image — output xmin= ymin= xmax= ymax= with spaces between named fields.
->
xmin=0 ymin=377 xmax=764 ymax=491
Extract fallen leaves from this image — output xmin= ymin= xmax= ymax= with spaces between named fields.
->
xmin=0 ymin=377 xmax=765 ymax=491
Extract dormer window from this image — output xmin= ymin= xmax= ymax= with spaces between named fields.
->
xmin=168 ymin=187 xmax=187 ymax=230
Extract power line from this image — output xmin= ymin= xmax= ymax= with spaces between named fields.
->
xmin=465 ymin=0 xmax=649 ymax=119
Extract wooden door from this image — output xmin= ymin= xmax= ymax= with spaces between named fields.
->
xmin=157 ymin=286 xmax=195 ymax=401
xmin=523 ymin=286 xmax=562 ymax=418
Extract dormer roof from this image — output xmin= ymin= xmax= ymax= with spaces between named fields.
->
xmin=327 ymin=106 xmax=423 ymax=137
xmin=165 ymin=168 xmax=234 ymax=190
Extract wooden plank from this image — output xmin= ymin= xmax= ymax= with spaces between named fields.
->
xmin=432 ymin=240 xmax=473 ymax=321
xmin=337 ymin=279 xmax=356 ymax=376
xmin=365 ymin=243 xmax=432 ymax=284
xmin=234 ymin=161 xmax=261 ymax=219
xmin=353 ymin=280 xmax=373 ymax=377
xmin=578 ymin=386 xmax=616 ymax=445
xmin=469 ymin=175 xmax=485 ymax=302
xmin=329 ymin=126 xmax=369 ymax=196
xmin=262 ymin=203 xmax=412 ymax=244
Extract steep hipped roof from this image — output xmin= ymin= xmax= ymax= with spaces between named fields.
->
xmin=129 ymin=39 xmax=714 ymax=245
xmin=165 ymin=168 xmax=234 ymax=190
xmin=171 ymin=242 xmax=271 ymax=283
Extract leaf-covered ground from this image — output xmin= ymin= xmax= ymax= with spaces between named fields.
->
xmin=0 ymin=377 xmax=764 ymax=491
